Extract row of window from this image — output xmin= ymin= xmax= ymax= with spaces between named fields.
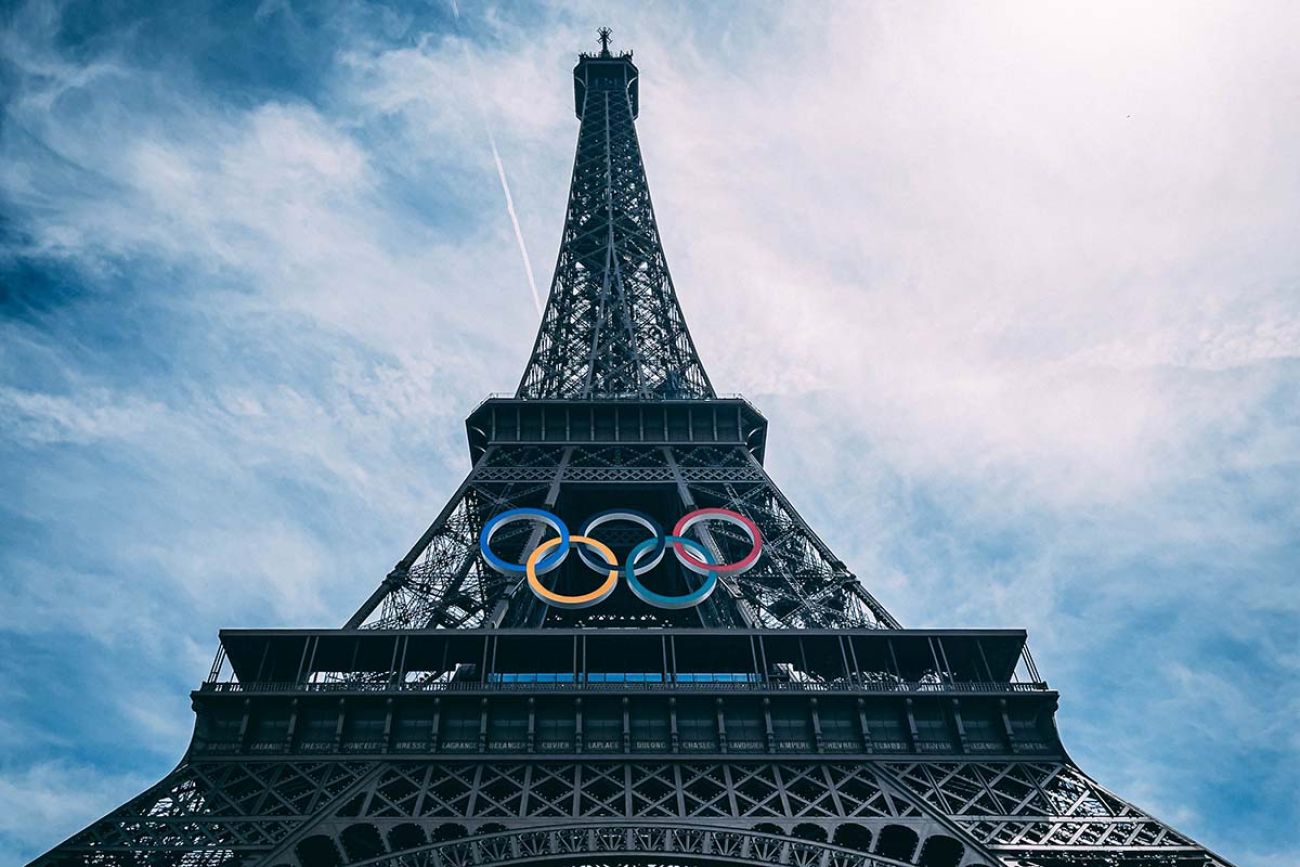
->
xmin=197 ymin=695 xmax=1055 ymax=756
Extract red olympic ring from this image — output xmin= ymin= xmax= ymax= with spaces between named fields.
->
xmin=672 ymin=508 xmax=763 ymax=576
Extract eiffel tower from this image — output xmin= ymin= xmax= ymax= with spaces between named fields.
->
xmin=35 ymin=31 xmax=1235 ymax=867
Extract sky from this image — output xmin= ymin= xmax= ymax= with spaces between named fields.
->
xmin=1 ymin=0 xmax=1297 ymax=863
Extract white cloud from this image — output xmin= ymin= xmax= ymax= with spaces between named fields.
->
xmin=0 ymin=386 xmax=168 ymax=445
xmin=0 ymin=760 xmax=156 ymax=862
xmin=625 ymin=2 xmax=1300 ymax=508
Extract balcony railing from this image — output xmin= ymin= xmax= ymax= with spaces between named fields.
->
xmin=469 ymin=392 xmax=755 ymax=413
xmin=198 ymin=678 xmax=1048 ymax=696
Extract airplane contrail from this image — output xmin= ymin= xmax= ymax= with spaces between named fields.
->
xmin=485 ymin=128 xmax=544 ymax=316
xmin=449 ymin=0 xmax=545 ymax=316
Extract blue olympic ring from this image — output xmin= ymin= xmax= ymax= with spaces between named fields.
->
xmin=480 ymin=508 xmax=570 ymax=575
xmin=625 ymin=535 xmax=718 ymax=609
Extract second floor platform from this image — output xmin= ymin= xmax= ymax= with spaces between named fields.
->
xmin=203 ymin=627 xmax=1047 ymax=698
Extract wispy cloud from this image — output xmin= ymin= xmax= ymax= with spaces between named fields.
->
xmin=448 ymin=1 xmax=544 ymax=315
xmin=0 ymin=760 xmax=156 ymax=861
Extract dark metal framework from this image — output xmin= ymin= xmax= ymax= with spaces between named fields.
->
xmin=34 ymin=32 xmax=1233 ymax=867
xmin=345 ymin=405 xmax=896 ymax=631
xmin=516 ymin=41 xmax=711 ymax=400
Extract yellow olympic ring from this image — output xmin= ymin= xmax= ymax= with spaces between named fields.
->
xmin=526 ymin=535 xmax=619 ymax=609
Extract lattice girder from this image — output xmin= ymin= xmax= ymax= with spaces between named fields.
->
xmin=347 ymin=441 xmax=896 ymax=631
xmin=876 ymin=761 xmax=1227 ymax=864
xmin=35 ymin=754 xmax=1230 ymax=867
xmin=517 ymin=53 xmax=711 ymax=401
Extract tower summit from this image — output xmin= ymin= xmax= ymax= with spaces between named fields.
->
xmin=519 ymin=28 xmax=710 ymax=401
xmin=36 ymin=32 xmax=1235 ymax=867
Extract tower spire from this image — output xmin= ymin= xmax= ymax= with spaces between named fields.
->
xmin=517 ymin=38 xmax=713 ymax=400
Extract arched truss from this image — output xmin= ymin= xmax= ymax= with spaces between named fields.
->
xmin=34 ymin=758 xmax=1229 ymax=867
xmin=302 ymin=823 xmax=963 ymax=867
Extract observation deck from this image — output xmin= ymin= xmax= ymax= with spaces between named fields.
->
xmin=466 ymin=397 xmax=769 ymax=463
xmin=574 ymin=46 xmax=638 ymax=119
xmin=192 ymin=628 xmax=1059 ymax=760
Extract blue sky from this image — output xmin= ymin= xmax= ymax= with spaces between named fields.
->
xmin=2 ymin=1 xmax=1297 ymax=863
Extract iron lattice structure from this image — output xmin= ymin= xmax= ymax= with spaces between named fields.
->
xmin=346 ymin=437 xmax=896 ymax=632
xmin=35 ymin=33 xmax=1234 ymax=867
xmin=517 ymin=36 xmax=711 ymax=401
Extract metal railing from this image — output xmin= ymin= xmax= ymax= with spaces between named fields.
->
xmin=199 ymin=678 xmax=1048 ymax=696
xmin=470 ymin=392 xmax=756 ymax=413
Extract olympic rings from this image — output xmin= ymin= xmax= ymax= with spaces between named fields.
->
xmin=626 ymin=535 xmax=718 ymax=609
xmin=481 ymin=508 xmax=570 ymax=574
xmin=478 ymin=507 xmax=762 ymax=610
xmin=527 ymin=535 xmax=618 ymax=609
xmin=672 ymin=508 xmax=762 ymax=576
xmin=577 ymin=509 xmax=666 ymax=576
